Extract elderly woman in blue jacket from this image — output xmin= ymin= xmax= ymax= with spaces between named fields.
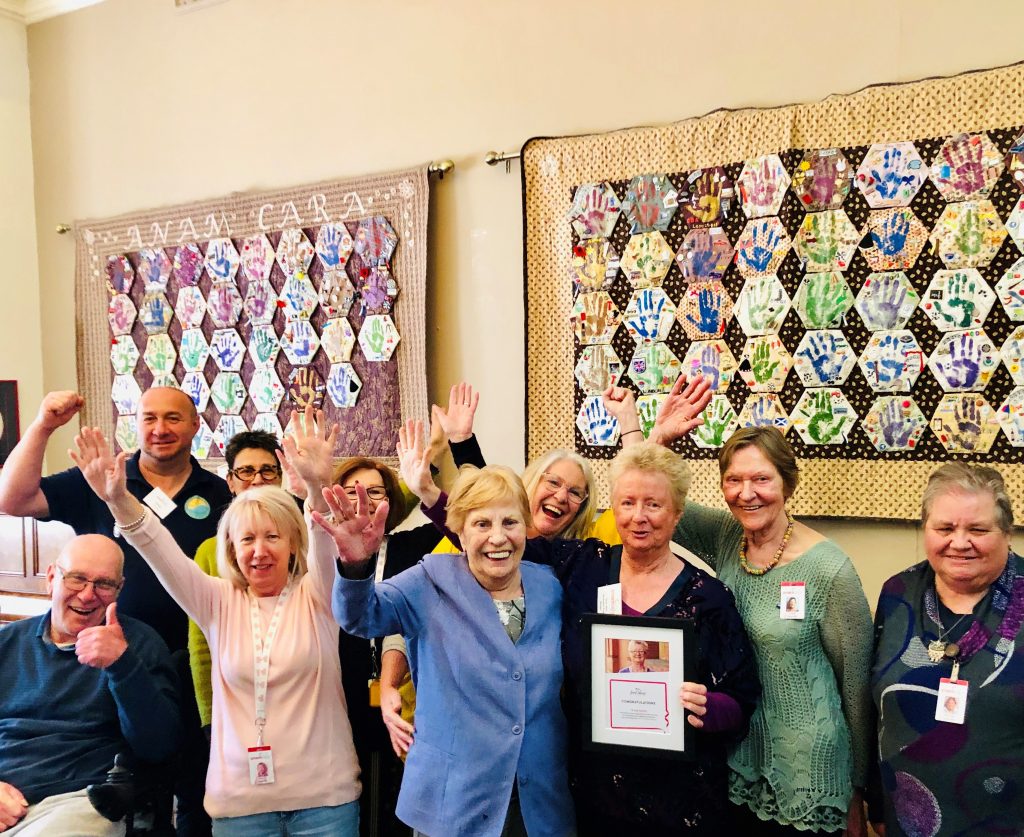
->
xmin=318 ymin=465 xmax=574 ymax=837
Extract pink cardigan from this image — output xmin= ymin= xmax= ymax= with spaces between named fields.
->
xmin=124 ymin=513 xmax=360 ymax=819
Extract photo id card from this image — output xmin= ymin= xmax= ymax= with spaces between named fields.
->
xmin=935 ymin=678 xmax=968 ymax=724
xmin=247 ymin=746 xmax=276 ymax=785
xmin=143 ymin=487 xmax=177 ymax=519
xmin=597 ymin=583 xmax=623 ymax=615
xmin=780 ymin=581 xmax=805 ymax=620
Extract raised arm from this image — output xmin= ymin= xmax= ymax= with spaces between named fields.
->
xmin=70 ymin=427 xmax=219 ymax=625
xmin=281 ymin=405 xmax=338 ymax=515
xmin=0 ymin=391 xmax=83 ymax=517
xmin=648 ymin=374 xmax=712 ymax=446
xmin=434 ymin=382 xmax=486 ymax=468
xmin=397 ymin=419 xmax=442 ymax=508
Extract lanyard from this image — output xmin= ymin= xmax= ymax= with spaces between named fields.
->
xmin=248 ymin=579 xmax=294 ymax=746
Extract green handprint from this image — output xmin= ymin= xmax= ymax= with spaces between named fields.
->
xmin=746 ymin=278 xmax=776 ymax=332
xmin=942 ymin=272 xmax=977 ymax=328
xmin=807 ymin=391 xmax=844 ymax=443
xmin=180 ymin=334 xmax=203 ymax=370
xmin=637 ymin=397 xmax=660 ymax=438
xmin=804 ymin=274 xmax=850 ymax=328
xmin=955 ymin=207 xmax=983 ymax=257
xmin=111 ymin=340 xmax=136 ymax=375
xmin=252 ymin=328 xmax=277 ymax=365
xmin=364 ymin=317 xmax=387 ymax=357
xmin=750 ymin=339 xmax=780 ymax=384
xmin=694 ymin=397 xmax=734 ymax=447
xmin=802 ymin=212 xmax=840 ymax=268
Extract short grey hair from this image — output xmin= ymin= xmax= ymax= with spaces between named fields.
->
xmin=609 ymin=441 xmax=691 ymax=513
xmin=921 ymin=463 xmax=1013 ymax=534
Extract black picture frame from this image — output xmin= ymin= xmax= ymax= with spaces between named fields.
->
xmin=581 ymin=613 xmax=696 ymax=760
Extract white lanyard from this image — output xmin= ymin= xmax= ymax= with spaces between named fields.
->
xmin=248 ymin=578 xmax=294 ymax=746
xmin=373 ymin=537 xmax=389 ymax=584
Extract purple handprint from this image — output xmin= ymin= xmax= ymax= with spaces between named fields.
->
xmin=879 ymin=399 xmax=915 ymax=448
xmin=699 ymin=344 xmax=721 ymax=390
xmin=944 ymin=333 xmax=981 ymax=389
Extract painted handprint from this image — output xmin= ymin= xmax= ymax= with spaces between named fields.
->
xmin=862 ymin=143 xmax=923 ymax=206
xmin=680 ymin=228 xmax=732 ymax=281
xmin=750 ymin=339 xmax=779 ymax=385
xmin=629 ymin=343 xmax=680 ymax=394
xmin=570 ymin=183 xmax=620 ymax=239
xmin=624 ymin=175 xmax=676 ymax=232
xmin=364 ymin=317 xmax=387 ymax=357
xmin=741 ymin=277 xmax=785 ymax=334
xmin=360 ymin=266 xmax=398 ymax=313
xmin=738 ymin=219 xmax=784 ymax=274
xmin=573 ymin=292 xmax=618 ymax=344
xmin=799 ymin=212 xmax=841 ymax=269
xmin=211 ymin=331 xmax=243 ymax=370
xmin=872 ymin=210 xmax=911 ymax=257
xmin=871 ymin=334 xmax=908 ymax=386
xmin=625 ymin=289 xmax=670 ymax=343
xmin=682 ymin=168 xmax=730 ymax=226
xmin=943 ymin=333 xmax=982 ymax=389
xmin=950 ymin=397 xmax=982 ymax=451
xmin=806 ymin=391 xmax=845 ymax=444
xmin=173 ymin=243 xmax=204 ymax=286
xmin=739 ymin=155 xmax=788 ymax=217
xmin=692 ymin=397 xmax=733 ymax=447
xmin=145 ymin=338 xmax=174 ymax=375
xmin=797 ymin=149 xmax=850 ymax=210
xmin=797 ymin=331 xmax=844 ymax=384
xmin=250 ymin=327 xmax=278 ymax=367
xmin=878 ymin=398 xmax=916 ymax=448
xmin=636 ymin=396 xmax=661 ymax=438
xmin=934 ymin=134 xmax=989 ymax=199
xmin=181 ymin=374 xmax=207 ymax=409
xmin=140 ymin=294 xmax=170 ymax=332
xmin=942 ymin=272 xmax=978 ymax=329
xmin=800 ymin=273 xmax=850 ymax=328
xmin=317 ymin=224 xmax=347 ymax=267
xmin=106 ymin=256 xmax=133 ymax=294
xmin=683 ymin=285 xmax=725 ymax=335
xmin=179 ymin=330 xmax=207 ymax=371
xmin=241 ymin=235 xmax=274 ymax=281
xmin=579 ymin=397 xmax=619 ymax=445
xmin=205 ymin=239 xmax=237 ymax=282
xmin=108 ymin=296 xmax=135 ymax=334
xmin=861 ymin=274 xmax=909 ymax=330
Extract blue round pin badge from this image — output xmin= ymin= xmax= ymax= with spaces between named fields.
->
xmin=184 ymin=496 xmax=211 ymax=520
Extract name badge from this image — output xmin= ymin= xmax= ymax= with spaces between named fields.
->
xmin=597 ymin=583 xmax=622 ymax=615
xmin=935 ymin=677 xmax=968 ymax=724
xmin=780 ymin=581 xmax=805 ymax=620
xmin=247 ymin=746 xmax=276 ymax=785
xmin=143 ymin=488 xmax=177 ymax=519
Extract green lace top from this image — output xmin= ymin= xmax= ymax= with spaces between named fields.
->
xmin=675 ymin=503 xmax=873 ymax=832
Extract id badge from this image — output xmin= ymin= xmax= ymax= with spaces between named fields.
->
xmin=780 ymin=581 xmax=805 ymax=620
xmin=143 ymin=487 xmax=177 ymax=519
xmin=247 ymin=746 xmax=276 ymax=785
xmin=597 ymin=583 xmax=622 ymax=615
xmin=935 ymin=677 xmax=968 ymax=724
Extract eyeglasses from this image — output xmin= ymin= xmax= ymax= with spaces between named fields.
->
xmin=55 ymin=565 xmax=122 ymax=598
xmin=342 ymin=486 xmax=389 ymax=502
xmin=540 ymin=473 xmax=588 ymax=505
xmin=230 ymin=465 xmax=282 ymax=482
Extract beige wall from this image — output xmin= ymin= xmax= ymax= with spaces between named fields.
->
xmin=0 ymin=13 xmax=43 ymax=437
xmin=23 ymin=0 xmax=1024 ymax=606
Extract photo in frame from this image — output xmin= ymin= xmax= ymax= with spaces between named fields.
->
xmin=582 ymin=613 xmax=695 ymax=759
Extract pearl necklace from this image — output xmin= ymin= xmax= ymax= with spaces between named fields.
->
xmin=739 ymin=513 xmax=795 ymax=576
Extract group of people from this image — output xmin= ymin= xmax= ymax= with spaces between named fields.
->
xmin=0 ymin=380 xmax=1021 ymax=837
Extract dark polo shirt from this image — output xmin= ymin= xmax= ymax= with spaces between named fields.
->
xmin=41 ymin=451 xmax=232 ymax=652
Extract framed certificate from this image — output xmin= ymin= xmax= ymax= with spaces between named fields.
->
xmin=582 ymin=613 xmax=695 ymax=759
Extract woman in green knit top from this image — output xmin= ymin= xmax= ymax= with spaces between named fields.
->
xmin=610 ymin=388 xmax=872 ymax=836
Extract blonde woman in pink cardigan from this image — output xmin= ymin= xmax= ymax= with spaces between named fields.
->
xmin=71 ymin=412 xmax=365 ymax=837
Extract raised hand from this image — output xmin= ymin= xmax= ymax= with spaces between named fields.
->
xmin=601 ymin=386 xmax=640 ymax=436
xmin=396 ymin=419 xmax=440 ymax=506
xmin=650 ymin=375 xmax=712 ymax=445
xmin=281 ymin=406 xmax=337 ymax=504
xmin=36 ymin=390 xmax=84 ymax=433
xmin=314 ymin=484 xmax=388 ymax=568
xmin=69 ymin=427 xmax=128 ymax=505
xmin=76 ymin=603 xmax=127 ymax=669
xmin=432 ymin=382 xmax=479 ymax=444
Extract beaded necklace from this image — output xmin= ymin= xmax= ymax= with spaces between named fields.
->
xmin=739 ymin=513 xmax=794 ymax=576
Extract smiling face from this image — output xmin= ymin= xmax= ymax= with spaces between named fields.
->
xmin=227 ymin=447 xmax=282 ymax=495
xmin=47 ymin=535 xmax=124 ymax=644
xmin=611 ymin=469 xmax=682 ymax=561
xmin=231 ymin=510 xmax=293 ymax=597
xmin=459 ymin=501 xmax=527 ymax=595
xmin=924 ymin=489 xmax=1010 ymax=598
xmin=721 ymin=445 xmax=789 ymax=534
xmin=529 ymin=459 xmax=589 ymax=539
xmin=627 ymin=641 xmax=648 ymax=668
xmin=136 ymin=387 xmax=199 ymax=465
xmin=340 ymin=467 xmax=388 ymax=518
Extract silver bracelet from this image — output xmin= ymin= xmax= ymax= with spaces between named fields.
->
xmin=113 ymin=508 xmax=148 ymax=538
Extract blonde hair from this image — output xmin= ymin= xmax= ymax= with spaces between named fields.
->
xmin=521 ymin=449 xmax=594 ymax=540
xmin=609 ymin=441 xmax=691 ymax=513
xmin=446 ymin=465 xmax=531 ymax=535
xmin=216 ymin=486 xmax=308 ymax=590
xmin=922 ymin=463 xmax=1013 ymax=534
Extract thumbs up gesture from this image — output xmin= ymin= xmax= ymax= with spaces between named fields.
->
xmin=76 ymin=603 xmax=128 ymax=669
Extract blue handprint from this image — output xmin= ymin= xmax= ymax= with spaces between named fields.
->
xmin=319 ymin=225 xmax=344 ymax=267
xmin=872 ymin=211 xmax=911 ymax=256
xmin=870 ymin=147 xmax=918 ymax=201
xmin=879 ymin=399 xmax=915 ymax=448
xmin=207 ymin=241 xmax=234 ymax=281
xmin=685 ymin=286 xmax=723 ymax=334
xmin=141 ymin=296 xmax=168 ymax=330
xmin=584 ymin=398 xmax=617 ymax=444
xmin=747 ymin=396 xmax=784 ymax=428
xmin=182 ymin=376 xmax=205 ymax=408
xmin=214 ymin=337 xmax=241 ymax=369
xmin=699 ymin=344 xmax=721 ymax=390
xmin=798 ymin=332 xmax=843 ymax=384
xmin=630 ymin=289 xmax=666 ymax=341
xmin=873 ymin=334 xmax=907 ymax=385
xmin=740 ymin=221 xmax=781 ymax=273
xmin=944 ymin=333 xmax=981 ymax=389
